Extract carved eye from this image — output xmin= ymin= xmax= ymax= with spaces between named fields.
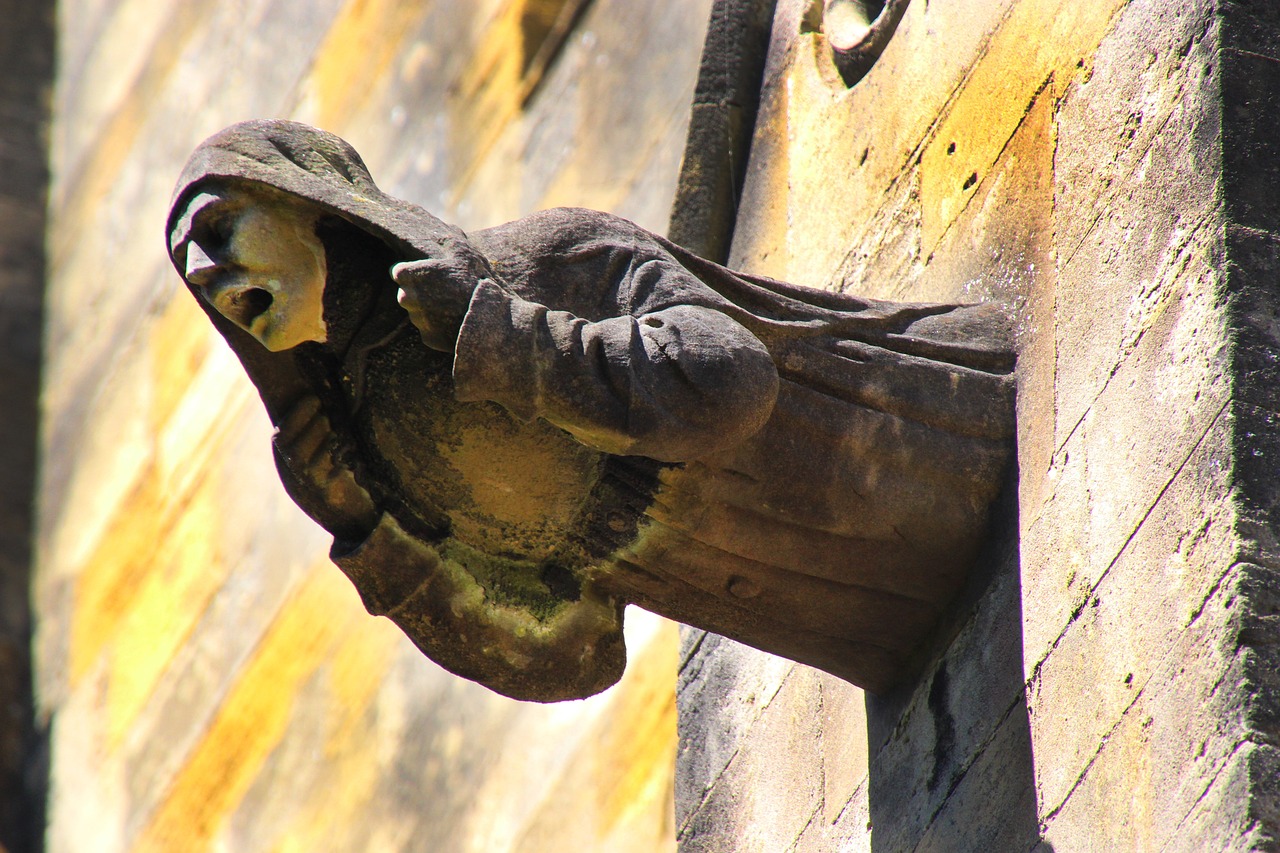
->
xmin=198 ymin=213 xmax=234 ymax=249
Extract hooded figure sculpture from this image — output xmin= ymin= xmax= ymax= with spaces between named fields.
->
xmin=166 ymin=120 xmax=1015 ymax=701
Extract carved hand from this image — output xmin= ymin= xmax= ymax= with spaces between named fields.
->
xmin=274 ymin=395 xmax=379 ymax=535
xmin=392 ymin=258 xmax=481 ymax=352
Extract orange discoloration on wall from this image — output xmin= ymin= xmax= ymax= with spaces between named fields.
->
xmin=596 ymin=625 xmax=678 ymax=835
xmin=134 ymin=564 xmax=366 ymax=853
xmin=44 ymin=2 xmax=699 ymax=849
xmin=103 ymin=474 xmax=228 ymax=748
xmin=322 ymin=611 xmax=402 ymax=757
xmin=510 ymin=622 xmax=678 ymax=852
xmin=69 ymin=472 xmax=166 ymax=686
xmin=69 ymin=360 xmax=246 ymax=691
xmin=448 ymin=2 xmax=530 ymax=197
xmin=49 ymin=2 xmax=209 ymax=268
xmin=259 ymin=625 xmax=407 ymax=853
xmin=920 ymin=0 xmax=1128 ymax=251
xmin=147 ymin=296 xmax=214 ymax=434
xmin=300 ymin=0 xmax=424 ymax=131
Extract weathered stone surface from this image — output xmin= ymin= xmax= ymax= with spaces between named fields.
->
xmin=819 ymin=673 xmax=868 ymax=825
xmin=677 ymin=665 xmax=824 ymax=853
xmin=38 ymin=0 xmax=706 ymax=850
xmin=1020 ymin=223 xmax=1230 ymax=667
xmin=863 ymin=541 xmax=1029 ymax=853
xmin=909 ymin=702 xmax=1040 ymax=853
xmin=676 ymin=631 xmax=794 ymax=830
xmin=1226 ymin=226 xmax=1280 ymax=417
xmin=668 ymin=0 xmax=777 ymax=264
xmin=1223 ymin=0 xmax=1280 ymax=60
xmin=1030 ymin=409 xmax=1236 ymax=820
xmin=1051 ymin=0 xmax=1220 ymax=450
xmin=677 ymin=0 xmax=1280 ymax=849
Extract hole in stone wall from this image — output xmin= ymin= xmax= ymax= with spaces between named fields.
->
xmin=825 ymin=0 xmax=886 ymax=52
xmin=819 ymin=0 xmax=911 ymax=88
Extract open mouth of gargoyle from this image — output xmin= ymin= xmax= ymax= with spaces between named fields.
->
xmin=224 ymin=286 xmax=274 ymax=328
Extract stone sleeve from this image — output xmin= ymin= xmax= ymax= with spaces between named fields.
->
xmin=330 ymin=513 xmax=627 ymax=702
xmin=452 ymin=277 xmax=781 ymax=462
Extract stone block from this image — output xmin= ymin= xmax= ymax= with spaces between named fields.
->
xmin=1161 ymin=741 xmax=1280 ymax=853
xmin=1028 ymin=408 xmax=1236 ymax=815
xmin=1052 ymin=0 xmax=1216 ymax=265
xmin=449 ymin=0 xmax=712 ymax=230
xmin=792 ymin=786 xmax=870 ymax=853
xmin=909 ymin=703 xmax=1041 ymax=853
xmin=1021 ymin=225 xmax=1231 ymax=667
xmin=119 ymin=542 xmax=323 ymax=840
xmin=1053 ymin=66 xmax=1221 ymax=445
xmin=1234 ymin=402 xmax=1280 ymax=566
xmin=819 ymin=673 xmax=868 ymax=824
xmin=917 ymin=84 xmax=1056 ymax=305
xmin=1037 ymin=557 xmax=1276 ymax=851
xmin=678 ymin=666 xmax=825 ymax=853
xmin=676 ymin=632 xmax=794 ymax=831
xmin=1051 ymin=0 xmax=1219 ymax=435
xmin=862 ymin=550 xmax=1028 ymax=853
xmin=919 ymin=0 xmax=1127 ymax=253
xmin=1226 ymin=225 xmax=1280 ymax=415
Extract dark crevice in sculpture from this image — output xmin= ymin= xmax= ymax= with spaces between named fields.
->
xmin=167 ymin=120 xmax=1016 ymax=702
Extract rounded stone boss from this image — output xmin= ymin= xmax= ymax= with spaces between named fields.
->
xmin=166 ymin=120 xmax=1015 ymax=702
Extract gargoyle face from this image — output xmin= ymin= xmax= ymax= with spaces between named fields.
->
xmin=171 ymin=184 xmax=329 ymax=352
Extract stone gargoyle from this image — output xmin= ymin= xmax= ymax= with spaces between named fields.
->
xmin=166 ymin=120 xmax=1014 ymax=701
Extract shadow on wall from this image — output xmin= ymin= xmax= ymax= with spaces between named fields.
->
xmin=864 ymin=465 xmax=1052 ymax=852
xmin=0 ymin=1 xmax=54 ymax=851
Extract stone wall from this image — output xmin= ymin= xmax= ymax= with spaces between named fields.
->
xmin=34 ymin=1 xmax=710 ymax=850
xmin=677 ymin=0 xmax=1280 ymax=850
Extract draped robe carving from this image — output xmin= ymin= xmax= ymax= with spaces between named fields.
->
xmin=167 ymin=121 xmax=1015 ymax=701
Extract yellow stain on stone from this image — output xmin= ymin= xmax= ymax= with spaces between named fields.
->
xmin=299 ymin=0 xmax=425 ymax=131
xmin=596 ymin=623 xmax=678 ymax=834
xmin=134 ymin=564 xmax=365 ymax=853
xmin=448 ymin=1 xmax=530 ymax=198
xmin=147 ymin=295 xmax=213 ymax=435
xmin=70 ymin=470 xmax=169 ymax=686
xmin=512 ymin=620 xmax=678 ymax=852
xmin=49 ymin=1 xmax=208 ymax=268
xmin=322 ymin=610 xmax=402 ymax=758
xmin=920 ymin=0 xmax=1129 ymax=252
xmin=262 ymin=622 xmax=404 ymax=853
xmin=103 ymin=473 xmax=226 ymax=749
xmin=70 ymin=341 xmax=248 ymax=691
xmin=448 ymin=0 xmax=586 ymax=203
